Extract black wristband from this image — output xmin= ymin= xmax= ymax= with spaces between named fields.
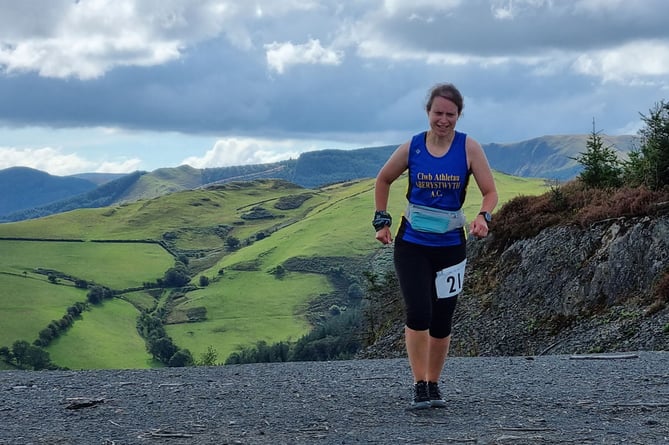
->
xmin=372 ymin=210 xmax=392 ymax=231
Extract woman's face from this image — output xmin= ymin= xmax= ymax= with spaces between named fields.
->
xmin=427 ymin=96 xmax=459 ymax=137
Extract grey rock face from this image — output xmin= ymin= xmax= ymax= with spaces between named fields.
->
xmin=360 ymin=216 xmax=669 ymax=359
xmin=494 ymin=216 xmax=668 ymax=315
xmin=454 ymin=215 xmax=669 ymax=356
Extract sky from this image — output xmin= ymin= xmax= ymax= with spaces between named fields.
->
xmin=1 ymin=0 xmax=668 ymax=176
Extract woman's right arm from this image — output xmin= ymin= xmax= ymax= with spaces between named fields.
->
xmin=374 ymin=142 xmax=409 ymax=244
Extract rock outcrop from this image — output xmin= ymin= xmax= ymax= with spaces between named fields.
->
xmin=360 ymin=215 xmax=669 ymax=358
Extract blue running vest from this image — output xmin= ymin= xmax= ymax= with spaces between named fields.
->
xmin=397 ymin=131 xmax=471 ymax=247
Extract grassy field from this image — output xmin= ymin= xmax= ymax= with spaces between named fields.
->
xmin=215 ymin=173 xmax=548 ymax=270
xmin=0 ymin=181 xmax=321 ymax=245
xmin=0 ymin=173 xmax=548 ymax=369
xmin=0 ymin=272 xmax=85 ymax=348
xmin=0 ymin=240 xmax=174 ymax=369
xmin=166 ymin=270 xmax=326 ymax=361
xmin=0 ymin=240 xmax=173 ymax=289
xmin=47 ymin=298 xmax=157 ymax=369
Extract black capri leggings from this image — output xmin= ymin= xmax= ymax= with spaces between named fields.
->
xmin=393 ymin=237 xmax=467 ymax=338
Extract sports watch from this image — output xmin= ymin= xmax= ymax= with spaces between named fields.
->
xmin=478 ymin=211 xmax=492 ymax=223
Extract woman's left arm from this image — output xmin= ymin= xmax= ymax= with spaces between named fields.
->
xmin=467 ymin=137 xmax=499 ymax=237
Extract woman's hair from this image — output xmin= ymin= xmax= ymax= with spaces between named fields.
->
xmin=425 ymin=83 xmax=464 ymax=114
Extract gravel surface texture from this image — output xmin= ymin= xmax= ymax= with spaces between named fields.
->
xmin=1 ymin=351 xmax=668 ymax=444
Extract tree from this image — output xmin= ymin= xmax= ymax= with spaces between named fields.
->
xmin=347 ymin=283 xmax=364 ymax=300
xmin=168 ymin=349 xmax=194 ymax=367
xmin=67 ymin=302 xmax=85 ymax=317
xmin=199 ymin=275 xmax=210 ymax=287
xmin=163 ymin=266 xmax=190 ymax=287
xmin=198 ymin=346 xmax=219 ymax=366
xmin=11 ymin=340 xmax=30 ymax=365
xmin=38 ymin=328 xmax=55 ymax=345
xmin=273 ymin=264 xmax=286 ymax=279
xmin=149 ymin=337 xmax=179 ymax=362
xmin=87 ymin=286 xmax=105 ymax=304
xmin=0 ymin=346 xmax=12 ymax=361
xmin=225 ymin=236 xmax=241 ymax=251
xmin=573 ymin=119 xmax=622 ymax=188
xmin=625 ymin=100 xmax=669 ymax=190
xmin=24 ymin=345 xmax=52 ymax=370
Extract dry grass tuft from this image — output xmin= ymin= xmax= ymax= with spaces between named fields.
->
xmin=490 ymin=181 xmax=669 ymax=251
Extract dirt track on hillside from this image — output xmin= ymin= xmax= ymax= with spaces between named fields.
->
xmin=1 ymin=352 xmax=668 ymax=444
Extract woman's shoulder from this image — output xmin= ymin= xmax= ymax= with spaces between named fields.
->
xmin=463 ymin=133 xmax=482 ymax=150
xmin=410 ymin=131 xmax=427 ymax=145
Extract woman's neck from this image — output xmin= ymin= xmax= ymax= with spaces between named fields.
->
xmin=426 ymin=130 xmax=455 ymax=154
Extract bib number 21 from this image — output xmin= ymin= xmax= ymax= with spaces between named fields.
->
xmin=435 ymin=259 xmax=466 ymax=299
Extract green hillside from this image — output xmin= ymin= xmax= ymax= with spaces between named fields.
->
xmin=0 ymin=172 xmax=548 ymax=369
xmin=3 ymin=133 xmax=630 ymax=224
xmin=0 ymin=167 xmax=96 ymax=215
xmin=484 ymin=134 xmax=636 ymax=179
xmin=117 ymin=164 xmax=204 ymax=203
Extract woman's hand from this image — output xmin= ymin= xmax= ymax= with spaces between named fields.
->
xmin=375 ymin=226 xmax=393 ymax=244
xmin=469 ymin=217 xmax=489 ymax=238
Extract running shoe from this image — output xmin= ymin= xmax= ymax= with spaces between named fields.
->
xmin=428 ymin=381 xmax=446 ymax=408
xmin=409 ymin=380 xmax=431 ymax=410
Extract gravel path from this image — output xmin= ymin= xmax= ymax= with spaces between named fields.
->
xmin=1 ymin=351 xmax=668 ymax=444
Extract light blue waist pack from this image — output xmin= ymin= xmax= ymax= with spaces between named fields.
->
xmin=405 ymin=203 xmax=466 ymax=234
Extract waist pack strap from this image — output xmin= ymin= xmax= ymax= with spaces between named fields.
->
xmin=405 ymin=203 xmax=466 ymax=234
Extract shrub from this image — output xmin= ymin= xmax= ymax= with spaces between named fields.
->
xmin=573 ymin=123 xmax=623 ymax=188
xmin=274 ymin=193 xmax=313 ymax=210
xmin=163 ymin=266 xmax=190 ymax=287
xmin=624 ymin=100 xmax=669 ymax=190
xmin=490 ymin=181 xmax=669 ymax=250
xmin=168 ymin=349 xmax=194 ymax=367
xmin=225 ymin=236 xmax=241 ymax=251
xmin=198 ymin=346 xmax=219 ymax=366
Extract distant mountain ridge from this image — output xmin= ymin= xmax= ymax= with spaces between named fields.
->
xmin=0 ymin=134 xmax=636 ymax=222
xmin=70 ymin=172 xmax=127 ymax=185
xmin=483 ymin=134 xmax=637 ymax=179
xmin=0 ymin=167 xmax=97 ymax=216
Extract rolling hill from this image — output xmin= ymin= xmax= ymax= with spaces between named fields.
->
xmin=0 ymin=133 xmax=636 ymax=222
xmin=0 ymin=171 xmax=549 ymax=370
xmin=0 ymin=166 xmax=97 ymax=216
xmin=483 ymin=134 xmax=637 ymax=179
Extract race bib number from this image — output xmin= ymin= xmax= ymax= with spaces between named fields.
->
xmin=435 ymin=259 xmax=466 ymax=299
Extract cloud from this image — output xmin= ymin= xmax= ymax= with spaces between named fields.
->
xmin=0 ymin=146 xmax=141 ymax=176
xmin=181 ymin=138 xmax=303 ymax=168
xmin=94 ymin=158 xmax=144 ymax=174
xmin=0 ymin=0 xmax=315 ymax=80
xmin=2 ymin=1 xmax=667 ymax=84
xmin=0 ymin=0 xmax=667 ymax=171
xmin=354 ymin=0 xmax=669 ymax=80
xmin=265 ymin=39 xmax=343 ymax=74
xmin=382 ymin=0 xmax=462 ymax=16
xmin=180 ymin=136 xmax=354 ymax=169
xmin=0 ymin=35 xmax=181 ymax=80
xmin=0 ymin=0 xmax=351 ymax=80
xmin=574 ymin=40 xmax=669 ymax=83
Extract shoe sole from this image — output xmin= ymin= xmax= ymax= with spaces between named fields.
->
xmin=407 ymin=401 xmax=431 ymax=410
